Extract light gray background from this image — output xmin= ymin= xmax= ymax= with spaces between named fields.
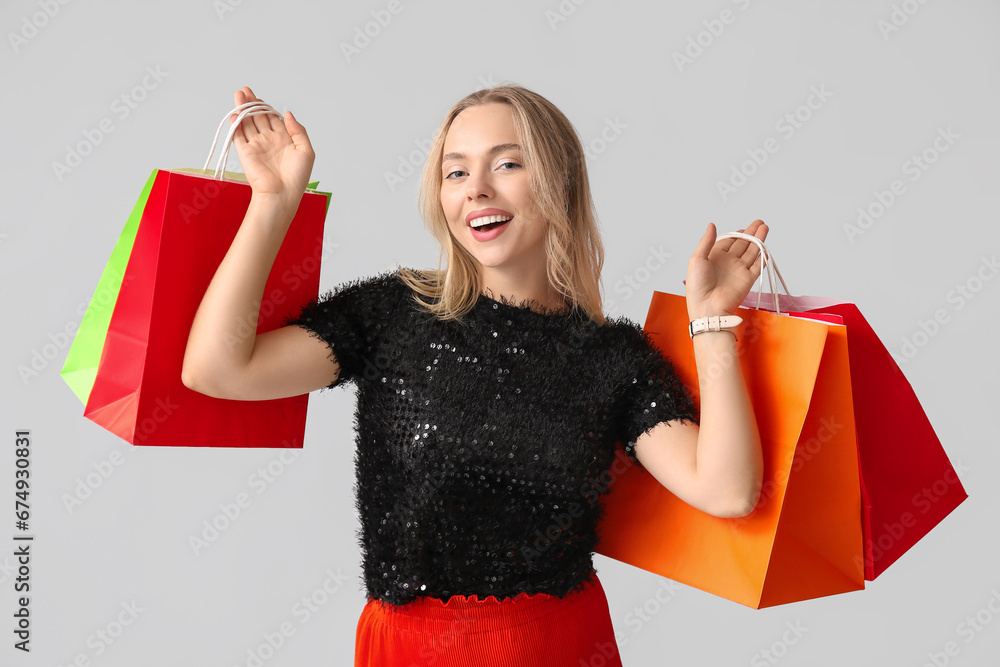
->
xmin=2 ymin=0 xmax=998 ymax=665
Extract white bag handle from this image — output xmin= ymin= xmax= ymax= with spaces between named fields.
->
xmin=201 ymin=100 xmax=284 ymax=180
xmin=717 ymin=231 xmax=799 ymax=315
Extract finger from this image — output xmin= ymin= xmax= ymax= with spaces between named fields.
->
xmin=754 ymin=220 xmax=769 ymax=244
xmin=740 ymin=239 xmax=762 ymax=267
xmin=692 ymin=223 xmax=716 ymax=260
xmin=231 ymin=88 xmax=266 ymax=140
xmin=250 ymin=95 xmax=276 ymax=133
xmin=741 ymin=221 xmax=768 ymax=268
xmin=717 ymin=223 xmax=755 ymax=254
xmin=261 ymin=108 xmax=278 ymax=133
xmin=746 ymin=219 xmax=766 ymax=239
xmin=721 ymin=232 xmax=747 ymax=256
xmin=232 ymin=86 xmax=258 ymax=115
xmin=236 ymin=87 xmax=267 ymax=135
xmin=715 ymin=235 xmax=738 ymax=253
xmin=232 ymin=89 xmax=248 ymax=143
xmin=727 ymin=219 xmax=765 ymax=259
xmin=285 ymin=110 xmax=313 ymax=152
xmin=243 ymin=105 xmax=272 ymax=137
xmin=245 ymin=103 xmax=268 ymax=135
xmin=250 ymin=107 xmax=276 ymax=134
xmin=241 ymin=110 xmax=262 ymax=138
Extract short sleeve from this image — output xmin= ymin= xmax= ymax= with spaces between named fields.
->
xmin=281 ymin=268 xmax=400 ymax=391
xmin=613 ymin=321 xmax=699 ymax=465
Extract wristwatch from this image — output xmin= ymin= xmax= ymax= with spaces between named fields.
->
xmin=688 ymin=315 xmax=743 ymax=339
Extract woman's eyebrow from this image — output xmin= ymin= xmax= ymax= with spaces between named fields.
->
xmin=442 ymin=143 xmax=522 ymax=163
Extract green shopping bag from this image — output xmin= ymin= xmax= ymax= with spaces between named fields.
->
xmin=60 ymin=171 xmax=158 ymax=404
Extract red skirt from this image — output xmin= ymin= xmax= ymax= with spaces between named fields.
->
xmin=354 ymin=572 xmax=623 ymax=666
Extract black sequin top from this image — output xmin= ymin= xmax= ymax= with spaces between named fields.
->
xmin=282 ymin=267 xmax=699 ymax=607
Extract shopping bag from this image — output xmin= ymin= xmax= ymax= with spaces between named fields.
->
xmin=60 ymin=171 xmax=157 ymax=404
xmin=734 ymin=296 xmax=967 ymax=580
xmin=60 ymin=171 xmax=324 ymax=407
xmin=712 ymin=231 xmax=967 ymax=580
xmin=596 ymin=291 xmax=865 ymax=608
xmin=82 ymin=101 xmax=331 ymax=447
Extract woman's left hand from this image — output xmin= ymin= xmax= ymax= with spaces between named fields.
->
xmin=685 ymin=219 xmax=769 ymax=320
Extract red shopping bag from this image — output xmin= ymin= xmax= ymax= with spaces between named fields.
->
xmin=83 ymin=166 xmax=330 ymax=447
xmin=714 ymin=230 xmax=966 ymax=579
xmin=743 ymin=292 xmax=968 ymax=579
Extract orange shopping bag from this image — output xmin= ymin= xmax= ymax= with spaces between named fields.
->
xmin=596 ymin=238 xmax=865 ymax=609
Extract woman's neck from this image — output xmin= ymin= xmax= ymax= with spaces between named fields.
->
xmin=480 ymin=269 xmax=568 ymax=313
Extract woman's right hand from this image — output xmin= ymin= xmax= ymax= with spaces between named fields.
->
xmin=229 ymin=86 xmax=315 ymax=214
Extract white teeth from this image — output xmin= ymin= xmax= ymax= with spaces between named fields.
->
xmin=470 ymin=214 xmax=512 ymax=228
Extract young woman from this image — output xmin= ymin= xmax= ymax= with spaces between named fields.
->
xmin=183 ymin=84 xmax=766 ymax=666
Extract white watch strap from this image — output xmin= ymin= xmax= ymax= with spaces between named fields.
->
xmin=689 ymin=315 xmax=743 ymax=338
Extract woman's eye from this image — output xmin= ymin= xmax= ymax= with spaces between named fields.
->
xmin=445 ymin=162 xmax=520 ymax=179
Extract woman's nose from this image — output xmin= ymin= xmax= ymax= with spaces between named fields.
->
xmin=466 ymin=172 xmax=493 ymax=199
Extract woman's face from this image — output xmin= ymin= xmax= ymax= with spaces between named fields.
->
xmin=439 ymin=102 xmax=548 ymax=281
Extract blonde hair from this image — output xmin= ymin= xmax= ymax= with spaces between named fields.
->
xmin=398 ymin=83 xmax=607 ymax=325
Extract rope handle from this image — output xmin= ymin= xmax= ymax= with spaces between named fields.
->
xmin=201 ymin=100 xmax=284 ymax=180
xmin=716 ymin=231 xmax=799 ymax=315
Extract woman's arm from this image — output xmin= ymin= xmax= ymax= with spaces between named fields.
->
xmin=634 ymin=334 xmax=761 ymax=518
xmin=633 ymin=220 xmax=767 ymax=518
xmin=181 ymin=86 xmax=338 ymax=400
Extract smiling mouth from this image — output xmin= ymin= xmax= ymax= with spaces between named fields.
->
xmin=469 ymin=214 xmax=513 ymax=232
